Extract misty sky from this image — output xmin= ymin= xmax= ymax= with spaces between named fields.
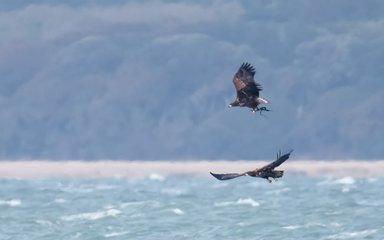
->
xmin=0 ymin=0 xmax=383 ymax=160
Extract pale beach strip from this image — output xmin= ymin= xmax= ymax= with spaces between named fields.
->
xmin=0 ymin=160 xmax=384 ymax=179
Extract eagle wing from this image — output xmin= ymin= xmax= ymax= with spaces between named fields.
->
xmin=257 ymin=150 xmax=293 ymax=171
xmin=210 ymin=172 xmax=246 ymax=181
xmin=232 ymin=62 xmax=262 ymax=99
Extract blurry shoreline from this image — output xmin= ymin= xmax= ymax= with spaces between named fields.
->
xmin=1 ymin=160 xmax=384 ymax=179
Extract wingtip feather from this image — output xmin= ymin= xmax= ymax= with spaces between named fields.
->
xmin=240 ymin=62 xmax=256 ymax=75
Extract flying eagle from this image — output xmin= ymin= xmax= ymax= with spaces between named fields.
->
xmin=210 ymin=150 xmax=293 ymax=183
xmin=228 ymin=62 xmax=270 ymax=113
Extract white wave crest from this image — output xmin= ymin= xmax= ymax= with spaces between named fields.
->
xmin=61 ymin=209 xmax=121 ymax=221
xmin=0 ymin=199 xmax=21 ymax=207
xmin=94 ymin=184 xmax=117 ymax=190
xmin=54 ymin=198 xmax=66 ymax=203
xmin=318 ymin=177 xmax=356 ymax=186
xmin=35 ymin=219 xmax=54 ymax=226
xmin=326 ymin=229 xmax=378 ymax=239
xmin=282 ymin=225 xmax=301 ymax=230
xmin=148 ymin=173 xmax=165 ymax=181
xmin=334 ymin=177 xmax=355 ymax=185
xmin=171 ymin=208 xmax=184 ymax=215
xmin=104 ymin=231 xmax=129 ymax=238
xmin=60 ymin=186 xmax=94 ymax=193
xmin=215 ymin=198 xmax=260 ymax=207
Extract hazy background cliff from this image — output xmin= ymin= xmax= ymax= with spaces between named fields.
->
xmin=0 ymin=0 xmax=383 ymax=160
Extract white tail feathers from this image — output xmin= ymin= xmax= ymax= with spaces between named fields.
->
xmin=257 ymin=97 xmax=269 ymax=104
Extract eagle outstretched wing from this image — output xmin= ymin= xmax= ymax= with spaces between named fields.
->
xmin=210 ymin=172 xmax=246 ymax=181
xmin=232 ymin=62 xmax=262 ymax=99
xmin=258 ymin=150 xmax=293 ymax=172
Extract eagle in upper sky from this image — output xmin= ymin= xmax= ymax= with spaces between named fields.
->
xmin=228 ymin=62 xmax=270 ymax=113
xmin=210 ymin=150 xmax=293 ymax=183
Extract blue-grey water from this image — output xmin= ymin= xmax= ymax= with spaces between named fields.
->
xmin=1 ymin=175 xmax=383 ymax=240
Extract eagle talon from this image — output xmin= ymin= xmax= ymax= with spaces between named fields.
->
xmin=259 ymin=107 xmax=271 ymax=112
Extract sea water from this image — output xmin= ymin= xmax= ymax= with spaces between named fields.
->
xmin=0 ymin=175 xmax=383 ymax=239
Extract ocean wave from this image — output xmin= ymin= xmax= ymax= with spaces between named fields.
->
xmin=237 ymin=222 xmax=253 ymax=227
xmin=61 ymin=209 xmax=121 ymax=221
xmin=94 ymin=184 xmax=118 ymax=190
xmin=60 ymin=184 xmax=117 ymax=193
xmin=53 ymin=198 xmax=67 ymax=203
xmin=35 ymin=219 xmax=54 ymax=226
xmin=161 ymin=188 xmax=187 ymax=196
xmin=104 ymin=231 xmax=129 ymax=238
xmin=318 ymin=177 xmax=356 ymax=186
xmin=210 ymin=182 xmax=229 ymax=188
xmin=0 ymin=199 xmax=21 ymax=207
xmin=341 ymin=186 xmax=352 ymax=193
xmin=119 ymin=201 xmax=145 ymax=208
xmin=326 ymin=229 xmax=378 ymax=239
xmin=103 ymin=204 xmax=116 ymax=210
xmin=324 ymin=211 xmax=343 ymax=216
xmin=170 ymin=208 xmax=184 ymax=215
xmin=266 ymin=187 xmax=291 ymax=195
xmin=282 ymin=225 xmax=301 ymax=230
xmin=334 ymin=177 xmax=355 ymax=185
xmin=246 ymin=181 xmax=268 ymax=188
xmin=148 ymin=173 xmax=165 ymax=181
xmin=283 ymin=221 xmax=342 ymax=231
xmin=120 ymin=200 xmax=160 ymax=209
xmin=214 ymin=198 xmax=260 ymax=207
xmin=60 ymin=186 xmax=95 ymax=193
xmin=356 ymin=200 xmax=384 ymax=207
xmin=366 ymin=177 xmax=377 ymax=183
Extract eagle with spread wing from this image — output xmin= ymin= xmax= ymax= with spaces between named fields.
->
xmin=228 ymin=62 xmax=270 ymax=113
xmin=210 ymin=150 xmax=293 ymax=183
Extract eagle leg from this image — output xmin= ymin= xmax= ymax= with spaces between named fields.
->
xmin=258 ymin=107 xmax=271 ymax=117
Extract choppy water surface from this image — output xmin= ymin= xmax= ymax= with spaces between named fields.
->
xmin=1 ymin=175 xmax=383 ymax=239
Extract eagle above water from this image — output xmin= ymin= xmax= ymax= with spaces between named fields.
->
xmin=229 ymin=62 xmax=270 ymax=113
xmin=210 ymin=150 xmax=293 ymax=183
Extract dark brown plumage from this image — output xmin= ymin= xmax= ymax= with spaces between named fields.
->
xmin=210 ymin=150 xmax=293 ymax=183
xmin=228 ymin=62 xmax=270 ymax=113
